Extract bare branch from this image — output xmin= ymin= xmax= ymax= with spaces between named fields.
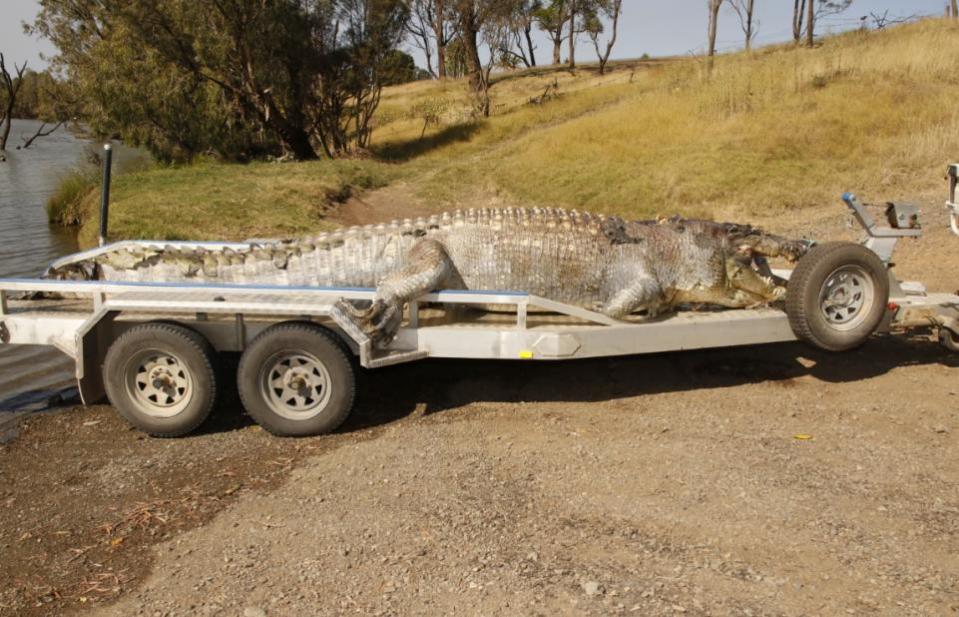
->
xmin=19 ymin=120 xmax=66 ymax=150
xmin=867 ymin=10 xmax=919 ymax=29
xmin=726 ymin=0 xmax=757 ymax=51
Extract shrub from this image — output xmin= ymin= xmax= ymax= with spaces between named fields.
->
xmin=47 ymin=169 xmax=97 ymax=226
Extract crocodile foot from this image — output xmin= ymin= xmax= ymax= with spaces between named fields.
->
xmin=332 ymin=298 xmax=403 ymax=347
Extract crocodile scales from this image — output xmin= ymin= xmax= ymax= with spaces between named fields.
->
xmin=46 ymin=208 xmax=810 ymax=344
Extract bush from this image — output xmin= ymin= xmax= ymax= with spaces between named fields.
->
xmin=47 ymin=169 xmax=97 ymax=226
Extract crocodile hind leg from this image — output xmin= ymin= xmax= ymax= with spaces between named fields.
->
xmin=334 ymin=239 xmax=453 ymax=346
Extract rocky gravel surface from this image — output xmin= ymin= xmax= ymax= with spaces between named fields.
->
xmin=98 ymin=337 xmax=959 ymax=617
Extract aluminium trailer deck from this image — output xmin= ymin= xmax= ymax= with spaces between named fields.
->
xmin=0 ymin=268 xmax=957 ymax=406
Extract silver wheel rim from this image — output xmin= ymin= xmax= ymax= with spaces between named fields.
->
xmin=125 ymin=349 xmax=194 ymax=418
xmin=819 ymin=265 xmax=875 ymax=331
xmin=258 ymin=351 xmax=333 ymax=420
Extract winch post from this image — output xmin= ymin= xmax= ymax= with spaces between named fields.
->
xmin=98 ymin=143 xmax=113 ymax=247
xmin=841 ymin=192 xmax=921 ymax=264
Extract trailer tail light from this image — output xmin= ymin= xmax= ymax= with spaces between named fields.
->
xmin=887 ymin=302 xmax=900 ymax=312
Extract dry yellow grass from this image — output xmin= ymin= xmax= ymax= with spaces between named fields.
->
xmin=395 ymin=19 xmax=959 ymax=219
xmin=88 ymin=18 xmax=959 ymax=243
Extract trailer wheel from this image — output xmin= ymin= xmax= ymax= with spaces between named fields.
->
xmin=237 ymin=323 xmax=356 ymax=437
xmin=786 ymin=242 xmax=889 ymax=352
xmin=103 ymin=322 xmax=218 ymax=437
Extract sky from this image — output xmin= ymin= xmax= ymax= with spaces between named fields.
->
xmin=0 ymin=0 xmax=949 ymax=72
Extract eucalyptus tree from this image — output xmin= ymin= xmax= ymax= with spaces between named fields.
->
xmin=586 ymin=0 xmax=622 ymax=75
xmin=32 ymin=0 xmax=410 ymax=160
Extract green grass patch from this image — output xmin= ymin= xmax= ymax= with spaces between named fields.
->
xmin=77 ymin=158 xmax=398 ymax=247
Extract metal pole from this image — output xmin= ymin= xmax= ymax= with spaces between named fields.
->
xmin=98 ymin=143 xmax=113 ymax=247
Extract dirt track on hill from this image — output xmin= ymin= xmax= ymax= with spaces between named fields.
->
xmin=1 ymin=203 xmax=958 ymax=617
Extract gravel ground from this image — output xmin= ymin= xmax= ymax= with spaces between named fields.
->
xmin=1 ymin=203 xmax=958 ymax=617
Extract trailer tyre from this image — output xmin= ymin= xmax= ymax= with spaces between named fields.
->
xmin=237 ymin=323 xmax=356 ymax=437
xmin=786 ymin=242 xmax=889 ymax=352
xmin=103 ymin=322 xmax=218 ymax=437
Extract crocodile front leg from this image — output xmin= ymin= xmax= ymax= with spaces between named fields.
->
xmin=335 ymin=239 xmax=454 ymax=346
xmin=601 ymin=278 xmax=664 ymax=318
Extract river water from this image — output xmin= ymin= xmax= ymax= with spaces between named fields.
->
xmin=0 ymin=121 xmax=150 ymax=411
xmin=0 ymin=119 xmax=92 ymax=278
xmin=0 ymin=119 xmax=147 ymax=279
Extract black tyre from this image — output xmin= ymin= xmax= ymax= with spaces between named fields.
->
xmin=103 ymin=322 xmax=218 ymax=437
xmin=786 ymin=241 xmax=890 ymax=352
xmin=237 ymin=322 xmax=356 ymax=437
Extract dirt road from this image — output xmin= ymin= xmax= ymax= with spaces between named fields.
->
xmin=1 ymin=205 xmax=958 ymax=616
xmin=2 ymin=338 xmax=957 ymax=616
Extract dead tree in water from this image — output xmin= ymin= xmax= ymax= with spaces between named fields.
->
xmin=0 ymin=54 xmax=28 ymax=152
xmin=19 ymin=120 xmax=66 ymax=149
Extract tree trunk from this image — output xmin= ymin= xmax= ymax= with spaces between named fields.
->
xmin=278 ymin=122 xmax=319 ymax=160
xmin=461 ymin=12 xmax=489 ymax=116
xmin=744 ymin=0 xmax=755 ymax=51
xmin=792 ymin=0 xmax=806 ymax=43
xmin=525 ymin=24 xmax=537 ymax=67
xmin=0 ymin=117 xmax=10 ymax=152
xmin=567 ymin=0 xmax=576 ymax=68
xmin=552 ymin=36 xmax=562 ymax=64
xmin=707 ymin=0 xmax=721 ymax=72
xmin=805 ymin=0 xmax=815 ymax=47
xmin=952 ymin=0 xmax=958 ymax=18
xmin=1 ymin=53 xmax=26 ymax=152
xmin=435 ymin=0 xmax=447 ymax=79
xmin=423 ymin=44 xmax=436 ymax=78
xmin=594 ymin=0 xmax=622 ymax=76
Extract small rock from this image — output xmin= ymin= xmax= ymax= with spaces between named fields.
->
xmin=582 ymin=581 xmax=603 ymax=597
xmin=932 ymin=425 xmax=949 ymax=434
xmin=243 ymin=608 xmax=267 ymax=617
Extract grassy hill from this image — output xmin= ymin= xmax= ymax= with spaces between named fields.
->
xmin=66 ymin=18 xmax=959 ymax=245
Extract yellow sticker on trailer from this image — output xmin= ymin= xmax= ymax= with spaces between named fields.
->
xmin=519 ymin=350 xmax=534 ymax=359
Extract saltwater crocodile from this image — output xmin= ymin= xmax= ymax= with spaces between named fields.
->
xmin=46 ymin=208 xmax=809 ymax=344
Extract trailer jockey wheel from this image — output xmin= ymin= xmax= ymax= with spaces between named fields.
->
xmin=237 ymin=322 xmax=356 ymax=437
xmin=786 ymin=242 xmax=890 ymax=352
xmin=103 ymin=322 xmax=218 ymax=437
